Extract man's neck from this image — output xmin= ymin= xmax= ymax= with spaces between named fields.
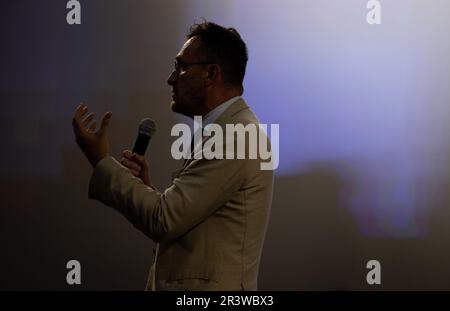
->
xmin=203 ymin=89 xmax=242 ymax=116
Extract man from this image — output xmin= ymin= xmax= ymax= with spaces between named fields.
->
xmin=72 ymin=22 xmax=274 ymax=290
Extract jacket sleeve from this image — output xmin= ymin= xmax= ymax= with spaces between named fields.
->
xmin=88 ymin=155 xmax=246 ymax=243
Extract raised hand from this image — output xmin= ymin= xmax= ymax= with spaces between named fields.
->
xmin=72 ymin=103 xmax=112 ymax=167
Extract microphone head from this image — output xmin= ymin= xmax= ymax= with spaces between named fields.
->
xmin=138 ymin=118 xmax=156 ymax=137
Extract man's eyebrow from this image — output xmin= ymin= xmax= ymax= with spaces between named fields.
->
xmin=175 ymin=56 xmax=182 ymax=62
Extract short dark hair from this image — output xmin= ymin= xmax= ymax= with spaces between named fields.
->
xmin=187 ymin=21 xmax=248 ymax=88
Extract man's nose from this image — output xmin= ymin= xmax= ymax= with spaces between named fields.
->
xmin=167 ymin=70 xmax=177 ymax=86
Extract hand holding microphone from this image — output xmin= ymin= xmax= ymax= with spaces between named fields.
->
xmin=121 ymin=150 xmax=151 ymax=187
xmin=120 ymin=118 xmax=156 ymax=188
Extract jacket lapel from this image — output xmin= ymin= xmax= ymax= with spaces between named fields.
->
xmin=182 ymin=98 xmax=250 ymax=168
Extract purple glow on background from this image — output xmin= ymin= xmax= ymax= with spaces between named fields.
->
xmin=181 ymin=0 xmax=450 ymax=237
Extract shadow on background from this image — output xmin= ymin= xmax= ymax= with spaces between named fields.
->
xmin=259 ymin=163 xmax=365 ymax=290
xmin=259 ymin=160 xmax=450 ymax=290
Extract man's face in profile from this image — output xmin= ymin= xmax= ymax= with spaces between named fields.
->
xmin=167 ymin=36 xmax=207 ymax=118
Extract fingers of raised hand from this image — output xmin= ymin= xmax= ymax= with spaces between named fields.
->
xmin=82 ymin=112 xmax=96 ymax=129
xmin=75 ymin=103 xmax=88 ymax=118
xmin=73 ymin=103 xmax=94 ymax=133
xmin=98 ymin=112 xmax=112 ymax=134
xmin=88 ymin=121 xmax=97 ymax=132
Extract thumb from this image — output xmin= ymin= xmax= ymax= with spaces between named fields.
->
xmin=99 ymin=112 xmax=112 ymax=134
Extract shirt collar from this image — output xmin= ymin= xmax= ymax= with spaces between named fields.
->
xmin=202 ymin=96 xmax=242 ymax=128
xmin=189 ymin=96 xmax=242 ymax=158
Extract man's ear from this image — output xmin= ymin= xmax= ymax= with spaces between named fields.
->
xmin=204 ymin=64 xmax=221 ymax=87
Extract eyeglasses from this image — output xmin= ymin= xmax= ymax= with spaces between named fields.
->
xmin=173 ymin=61 xmax=214 ymax=73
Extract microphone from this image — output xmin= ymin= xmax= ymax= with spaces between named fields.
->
xmin=132 ymin=118 xmax=156 ymax=156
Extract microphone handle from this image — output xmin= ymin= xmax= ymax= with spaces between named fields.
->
xmin=132 ymin=132 xmax=151 ymax=156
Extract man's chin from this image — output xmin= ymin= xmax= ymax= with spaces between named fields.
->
xmin=170 ymin=100 xmax=184 ymax=115
xmin=170 ymin=101 xmax=192 ymax=118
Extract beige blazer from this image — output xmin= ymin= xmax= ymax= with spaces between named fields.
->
xmin=88 ymin=99 xmax=274 ymax=290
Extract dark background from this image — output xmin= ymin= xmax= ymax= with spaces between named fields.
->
xmin=1 ymin=0 xmax=450 ymax=290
